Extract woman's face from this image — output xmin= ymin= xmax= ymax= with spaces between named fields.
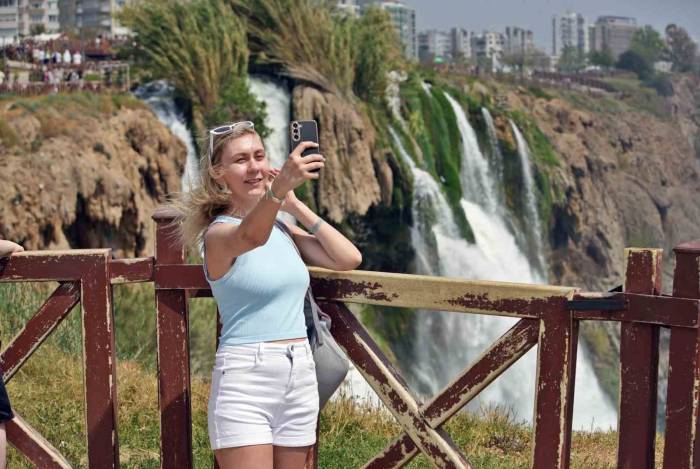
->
xmin=215 ymin=132 xmax=270 ymax=203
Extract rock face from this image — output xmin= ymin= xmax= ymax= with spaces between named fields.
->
xmin=291 ymin=86 xmax=384 ymax=223
xmin=0 ymin=97 xmax=186 ymax=257
xmin=504 ymin=76 xmax=700 ymax=291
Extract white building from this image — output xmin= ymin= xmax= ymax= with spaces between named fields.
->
xmin=358 ymin=0 xmax=417 ymax=59
xmin=552 ymin=11 xmax=588 ymax=57
xmin=74 ymin=0 xmax=131 ymax=37
xmin=418 ymin=29 xmax=450 ymax=63
xmin=0 ymin=0 xmax=59 ymax=41
xmin=504 ymin=26 xmax=534 ymax=55
xmin=471 ymin=30 xmax=504 ymax=71
xmin=449 ymin=27 xmax=470 ymax=62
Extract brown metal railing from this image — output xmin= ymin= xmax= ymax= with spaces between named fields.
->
xmin=0 ymin=207 xmax=698 ymax=468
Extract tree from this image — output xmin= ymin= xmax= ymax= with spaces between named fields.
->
xmin=30 ymin=24 xmax=46 ymax=36
xmin=352 ymin=6 xmax=402 ymax=105
xmin=665 ymin=24 xmax=698 ymax=73
xmin=589 ymin=47 xmax=615 ymax=69
xmin=616 ymin=50 xmax=653 ymax=79
xmin=630 ymin=25 xmax=667 ymax=65
xmin=119 ymin=0 xmax=253 ymax=135
xmin=557 ymin=45 xmax=585 ymax=73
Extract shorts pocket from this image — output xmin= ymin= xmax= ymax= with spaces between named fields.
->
xmin=215 ymin=354 xmax=257 ymax=376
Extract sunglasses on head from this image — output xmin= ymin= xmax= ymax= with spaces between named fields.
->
xmin=208 ymin=121 xmax=255 ymax=163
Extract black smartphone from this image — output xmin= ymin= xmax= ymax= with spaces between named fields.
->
xmin=290 ymin=120 xmax=320 ymax=172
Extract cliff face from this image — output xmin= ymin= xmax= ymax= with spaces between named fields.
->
xmin=0 ymin=95 xmax=186 ymax=258
xmin=502 ymin=76 xmax=700 ymax=290
xmin=291 ymin=86 xmax=385 ymax=222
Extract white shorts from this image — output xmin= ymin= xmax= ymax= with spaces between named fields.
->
xmin=208 ymin=339 xmax=319 ymax=450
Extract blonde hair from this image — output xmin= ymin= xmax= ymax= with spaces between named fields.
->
xmin=166 ymin=124 xmax=260 ymax=249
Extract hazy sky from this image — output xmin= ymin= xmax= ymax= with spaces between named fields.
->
xmin=401 ymin=0 xmax=700 ymax=53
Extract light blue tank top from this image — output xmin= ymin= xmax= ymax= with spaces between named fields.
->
xmin=203 ymin=215 xmax=309 ymax=346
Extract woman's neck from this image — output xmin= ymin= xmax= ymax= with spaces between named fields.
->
xmin=227 ymin=195 xmax=261 ymax=218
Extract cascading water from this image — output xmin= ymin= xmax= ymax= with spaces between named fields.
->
xmin=395 ymin=86 xmax=617 ymax=429
xmin=248 ymin=76 xmax=291 ymax=169
xmin=509 ymin=120 xmax=548 ymax=276
xmin=481 ymin=108 xmax=505 ymax=198
xmin=133 ymin=80 xmax=199 ymax=191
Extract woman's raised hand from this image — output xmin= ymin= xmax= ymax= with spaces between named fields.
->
xmin=269 ymin=142 xmax=324 ymax=198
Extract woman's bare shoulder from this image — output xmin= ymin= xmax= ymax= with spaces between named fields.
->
xmin=204 ymin=222 xmax=239 ymax=250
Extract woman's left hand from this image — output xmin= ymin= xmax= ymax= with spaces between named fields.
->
xmin=266 ymin=168 xmax=300 ymax=214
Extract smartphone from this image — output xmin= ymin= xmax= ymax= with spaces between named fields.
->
xmin=290 ymin=120 xmax=320 ymax=172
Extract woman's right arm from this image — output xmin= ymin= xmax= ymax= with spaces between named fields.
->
xmin=204 ymin=141 xmax=324 ymax=279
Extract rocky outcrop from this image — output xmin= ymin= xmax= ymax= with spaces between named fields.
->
xmin=503 ymin=76 xmax=700 ymax=291
xmin=0 ymin=96 xmax=186 ymax=257
xmin=291 ymin=86 xmax=385 ymax=223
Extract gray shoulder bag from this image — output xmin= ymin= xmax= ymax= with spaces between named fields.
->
xmin=275 ymin=220 xmax=350 ymax=409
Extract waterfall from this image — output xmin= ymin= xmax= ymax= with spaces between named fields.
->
xmin=510 ymin=120 xmax=548 ymax=276
xmin=133 ymin=80 xmax=198 ymax=191
xmin=443 ymin=93 xmax=499 ymax=215
xmin=398 ymin=85 xmax=617 ymax=429
xmin=481 ymin=108 xmax=505 ymax=191
xmin=248 ymin=76 xmax=291 ymax=170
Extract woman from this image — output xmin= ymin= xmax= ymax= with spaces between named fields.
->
xmin=175 ymin=121 xmax=361 ymax=469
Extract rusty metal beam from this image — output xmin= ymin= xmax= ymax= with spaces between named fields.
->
xmin=366 ymin=319 xmax=539 ymax=468
xmin=80 ymin=253 xmax=120 ymax=468
xmin=109 ymin=257 xmax=154 ymax=284
xmin=532 ymin=298 xmax=577 ymax=469
xmin=153 ymin=211 xmax=193 ymax=469
xmin=0 ymin=250 xmax=110 ymax=282
xmin=618 ymin=248 xmax=662 ymax=469
xmin=1 ymin=282 xmax=80 ymax=382
xmin=571 ymin=292 xmax=699 ymax=328
xmin=663 ymin=241 xmax=700 ymax=469
xmin=321 ymin=301 xmax=472 ymax=468
xmin=6 ymin=413 xmax=72 ymax=468
xmin=312 ymin=269 xmax=576 ymax=318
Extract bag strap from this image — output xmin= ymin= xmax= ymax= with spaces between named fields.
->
xmin=275 ymin=220 xmax=325 ymax=346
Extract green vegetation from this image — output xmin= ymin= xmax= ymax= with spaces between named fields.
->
xmin=665 ymin=24 xmax=698 ymax=74
xmin=231 ymin=0 xmax=401 ymax=105
xmin=398 ymin=75 xmax=475 ymax=242
xmin=505 ymin=109 xmax=561 ymax=231
xmin=630 ymin=25 xmax=668 ymax=66
xmin=119 ymin=0 xmax=260 ymax=135
xmin=557 ymin=45 xmax=586 ymax=74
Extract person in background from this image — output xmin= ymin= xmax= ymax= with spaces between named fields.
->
xmin=0 ymin=239 xmax=21 ymax=469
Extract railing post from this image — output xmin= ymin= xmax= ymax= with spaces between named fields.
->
xmin=663 ymin=241 xmax=700 ymax=469
xmin=532 ymin=297 xmax=577 ymax=469
xmin=153 ymin=208 xmax=193 ymax=469
xmin=81 ymin=251 xmax=119 ymax=468
xmin=618 ymin=248 xmax=662 ymax=469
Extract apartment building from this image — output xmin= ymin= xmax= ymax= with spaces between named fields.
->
xmin=589 ymin=15 xmax=637 ymax=59
xmin=0 ymin=0 xmax=59 ymax=41
xmin=471 ymin=30 xmax=504 ymax=71
xmin=552 ymin=11 xmax=588 ymax=56
xmin=418 ymin=29 xmax=450 ymax=63
xmin=504 ymin=26 xmax=534 ymax=55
